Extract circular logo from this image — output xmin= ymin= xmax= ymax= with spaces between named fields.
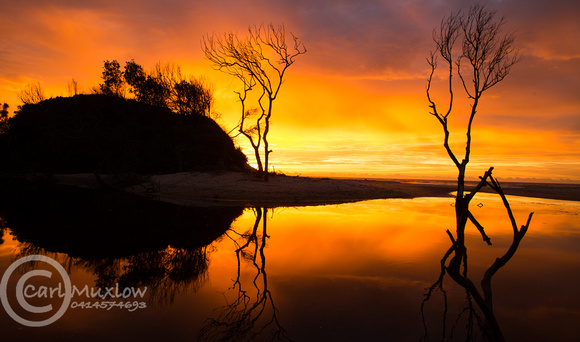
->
xmin=0 ymin=255 xmax=72 ymax=327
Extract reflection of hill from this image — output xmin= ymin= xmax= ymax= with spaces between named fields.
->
xmin=0 ymin=179 xmax=244 ymax=259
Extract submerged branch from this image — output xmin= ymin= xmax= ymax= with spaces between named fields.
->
xmin=467 ymin=211 xmax=492 ymax=245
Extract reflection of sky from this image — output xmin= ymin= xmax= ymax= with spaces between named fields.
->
xmin=1 ymin=196 xmax=579 ymax=340
xmin=214 ymin=196 xmax=580 ymax=341
xmin=0 ymin=229 xmax=19 ymax=258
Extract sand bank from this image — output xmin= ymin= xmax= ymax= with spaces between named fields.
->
xmin=50 ymin=172 xmax=579 ymax=207
xmin=124 ymin=172 xmax=457 ymax=207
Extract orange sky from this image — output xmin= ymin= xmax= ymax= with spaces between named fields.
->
xmin=1 ymin=0 xmax=579 ymax=182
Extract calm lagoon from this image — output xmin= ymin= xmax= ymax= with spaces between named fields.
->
xmin=1 ymin=189 xmax=579 ymax=341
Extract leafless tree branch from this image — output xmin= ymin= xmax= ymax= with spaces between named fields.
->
xmin=202 ymin=23 xmax=305 ymax=181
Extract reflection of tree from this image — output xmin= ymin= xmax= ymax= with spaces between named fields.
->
xmin=81 ymin=246 xmax=210 ymax=305
xmin=198 ymin=207 xmax=290 ymax=341
xmin=0 ymin=217 xmax=6 ymax=245
xmin=14 ymin=243 xmax=210 ymax=306
xmin=0 ymin=180 xmax=243 ymax=259
xmin=0 ymin=182 xmax=245 ymax=306
xmin=421 ymin=178 xmax=533 ymax=341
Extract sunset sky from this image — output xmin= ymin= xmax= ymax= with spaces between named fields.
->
xmin=1 ymin=0 xmax=579 ymax=182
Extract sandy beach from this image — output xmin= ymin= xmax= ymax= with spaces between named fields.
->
xmin=106 ymin=172 xmax=580 ymax=207
xmin=121 ymin=172 xmax=455 ymax=207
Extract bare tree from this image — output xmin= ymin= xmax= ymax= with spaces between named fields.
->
xmin=202 ymin=23 xmax=306 ymax=181
xmin=235 ymin=80 xmax=265 ymax=176
xmin=153 ymin=62 xmax=215 ymax=117
xmin=423 ymin=4 xmax=530 ymax=341
xmin=67 ymin=78 xmax=80 ymax=96
xmin=18 ymin=81 xmax=46 ymax=105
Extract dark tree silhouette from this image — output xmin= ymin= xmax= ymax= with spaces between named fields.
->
xmin=172 ymin=78 xmax=214 ymax=117
xmin=100 ymin=60 xmax=125 ymax=97
xmin=120 ymin=60 xmax=214 ymax=117
xmin=123 ymin=60 xmax=148 ymax=98
xmin=124 ymin=60 xmax=169 ymax=107
xmin=0 ymin=103 xmax=9 ymax=134
xmin=202 ymin=23 xmax=306 ymax=181
xmin=153 ymin=62 xmax=214 ymax=117
xmin=422 ymin=4 xmax=531 ymax=341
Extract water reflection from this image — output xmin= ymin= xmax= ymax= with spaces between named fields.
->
xmin=419 ymin=193 xmax=579 ymax=341
xmin=13 ymin=244 xmax=211 ymax=306
xmin=0 ymin=180 xmax=244 ymax=258
xmin=199 ymin=207 xmax=289 ymax=341
xmin=421 ymin=253 xmax=487 ymax=341
xmin=0 ymin=180 xmax=244 ymax=308
xmin=1 ymin=180 xmax=579 ymax=341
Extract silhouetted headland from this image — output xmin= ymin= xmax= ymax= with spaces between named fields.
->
xmin=0 ymin=94 xmax=248 ymax=175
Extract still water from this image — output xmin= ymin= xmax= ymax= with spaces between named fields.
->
xmin=0 ymin=185 xmax=579 ymax=341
